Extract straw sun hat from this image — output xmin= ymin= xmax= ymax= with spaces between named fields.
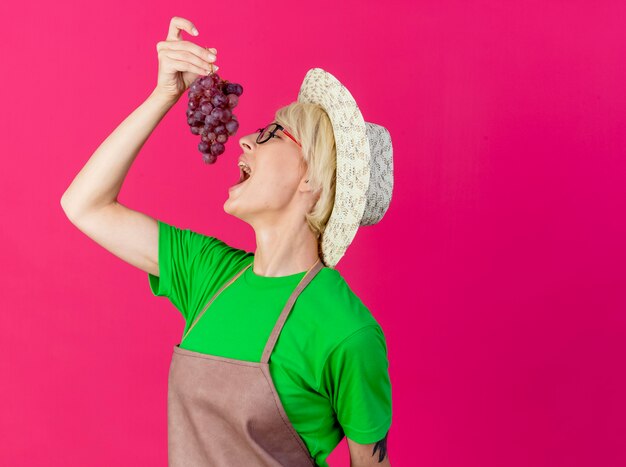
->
xmin=296 ymin=68 xmax=394 ymax=269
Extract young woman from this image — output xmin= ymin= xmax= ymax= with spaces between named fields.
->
xmin=61 ymin=16 xmax=394 ymax=467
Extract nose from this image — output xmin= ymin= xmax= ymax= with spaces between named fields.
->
xmin=239 ymin=131 xmax=257 ymax=152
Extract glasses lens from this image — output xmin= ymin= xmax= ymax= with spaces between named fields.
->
xmin=258 ymin=123 xmax=279 ymax=143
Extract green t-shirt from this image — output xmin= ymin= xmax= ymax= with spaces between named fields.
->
xmin=148 ymin=220 xmax=392 ymax=466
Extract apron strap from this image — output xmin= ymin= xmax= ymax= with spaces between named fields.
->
xmin=261 ymin=260 xmax=324 ymax=363
xmin=182 ymin=261 xmax=253 ymax=342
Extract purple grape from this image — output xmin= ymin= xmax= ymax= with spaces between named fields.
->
xmin=224 ymin=83 xmax=243 ymax=96
xmin=200 ymin=102 xmax=214 ymax=114
xmin=199 ymin=75 xmax=214 ymax=87
xmin=223 ymin=83 xmax=243 ymax=95
xmin=227 ymin=94 xmax=239 ymax=108
xmin=198 ymin=141 xmax=210 ymax=153
xmin=210 ymin=142 xmax=225 ymax=156
xmin=225 ymin=119 xmax=239 ymax=135
xmin=214 ymin=125 xmax=226 ymax=135
xmin=223 ymin=83 xmax=235 ymax=94
xmin=203 ymin=153 xmax=218 ymax=164
xmin=211 ymin=107 xmax=225 ymax=121
xmin=216 ymin=134 xmax=228 ymax=143
xmin=205 ymin=114 xmax=219 ymax=126
xmin=220 ymin=109 xmax=232 ymax=122
xmin=211 ymin=93 xmax=228 ymax=107
xmin=190 ymin=126 xmax=202 ymax=135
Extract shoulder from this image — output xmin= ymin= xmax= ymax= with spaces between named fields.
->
xmin=300 ymin=267 xmax=383 ymax=346
xmin=158 ymin=219 xmax=253 ymax=266
xmin=156 ymin=219 xmax=254 ymax=296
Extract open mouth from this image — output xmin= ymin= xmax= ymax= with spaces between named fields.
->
xmin=235 ymin=163 xmax=252 ymax=186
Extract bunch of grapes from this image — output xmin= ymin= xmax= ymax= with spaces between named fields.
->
xmin=186 ymin=72 xmax=244 ymax=164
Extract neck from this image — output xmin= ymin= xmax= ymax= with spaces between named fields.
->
xmin=251 ymin=217 xmax=320 ymax=277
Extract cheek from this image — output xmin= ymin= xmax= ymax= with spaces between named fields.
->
xmin=259 ymin=174 xmax=296 ymax=197
xmin=258 ymin=160 xmax=300 ymax=189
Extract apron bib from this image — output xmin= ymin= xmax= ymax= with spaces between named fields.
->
xmin=167 ymin=259 xmax=323 ymax=466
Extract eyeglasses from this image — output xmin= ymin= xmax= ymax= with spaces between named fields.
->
xmin=256 ymin=123 xmax=302 ymax=148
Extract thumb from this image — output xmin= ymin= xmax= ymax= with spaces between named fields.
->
xmin=167 ymin=16 xmax=200 ymax=41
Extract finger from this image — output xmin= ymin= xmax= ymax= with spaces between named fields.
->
xmin=158 ymin=40 xmax=216 ymax=64
xmin=166 ymin=56 xmax=212 ymax=76
xmin=166 ymin=16 xmax=199 ymax=41
xmin=161 ymin=49 xmax=214 ymax=73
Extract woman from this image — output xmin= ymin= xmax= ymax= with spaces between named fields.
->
xmin=61 ymin=16 xmax=393 ymax=467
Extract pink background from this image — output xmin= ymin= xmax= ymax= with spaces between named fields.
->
xmin=1 ymin=1 xmax=625 ymax=466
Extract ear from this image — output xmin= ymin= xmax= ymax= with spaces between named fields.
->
xmin=299 ymin=175 xmax=321 ymax=203
xmin=299 ymin=175 xmax=313 ymax=192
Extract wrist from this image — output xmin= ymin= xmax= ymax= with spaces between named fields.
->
xmin=149 ymin=88 xmax=181 ymax=107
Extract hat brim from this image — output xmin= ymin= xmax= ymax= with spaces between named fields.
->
xmin=297 ymin=68 xmax=371 ymax=269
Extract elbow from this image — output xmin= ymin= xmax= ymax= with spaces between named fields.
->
xmin=61 ymin=199 xmax=75 ymax=224
xmin=60 ymin=195 xmax=69 ymax=213
xmin=60 ymin=194 xmax=73 ymax=216
xmin=60 ymin=194 xmax=81 ymax=222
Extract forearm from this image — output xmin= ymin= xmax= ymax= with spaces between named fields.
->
xmin=61 ymin=89 xmax=178 ymax=217
xmin=348 ymin=434 xmax=391 ymax=467
xmin=350 ymin=457 xmax=391 ymax=467
xmin=350 ymin=455 xmax=391 ymax=467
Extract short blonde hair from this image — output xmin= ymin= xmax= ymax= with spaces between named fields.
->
xmin=274 ymin=102 xmax=336 ymax=244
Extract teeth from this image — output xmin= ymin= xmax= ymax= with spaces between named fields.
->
xmin=237 ymin=161 xmax=252 ymax=184
xmin=238 ymin=161 xmax=252 ymax=175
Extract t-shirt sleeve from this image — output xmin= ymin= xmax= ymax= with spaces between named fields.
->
xmin=147 ymin=219 xmax=253 ymax=321
xmin=320 ymin=324 xmax=393 ymax=444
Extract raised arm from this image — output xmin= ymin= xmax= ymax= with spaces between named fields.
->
xmin=61 ymin=16 xmax=217 ymax=276
xmin=60 ymin=89 xmax=176 ymax=276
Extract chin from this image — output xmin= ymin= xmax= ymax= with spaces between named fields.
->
xmin=223 ymin=199 xmax=235 ymax=216
xmin=223 ymin=199 xmax=245 ymax=222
